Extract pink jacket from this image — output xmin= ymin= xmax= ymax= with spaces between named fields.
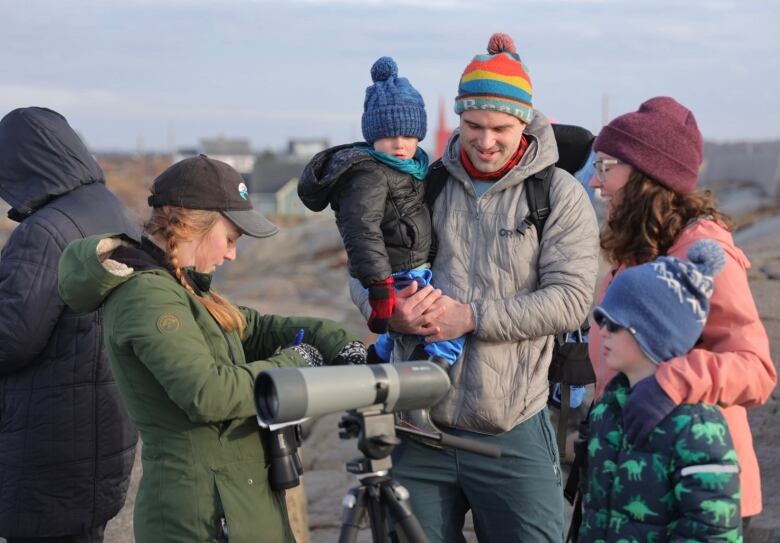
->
xmin=589 ymin=219 xmax=776 ymax=517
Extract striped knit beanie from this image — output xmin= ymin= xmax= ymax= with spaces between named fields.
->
xmin=454 ymin=33 xmax=533 ymax=123
xmin=362 ymin=57 xmax=427 ymax=144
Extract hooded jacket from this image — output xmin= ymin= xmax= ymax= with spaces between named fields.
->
xmin=298 ymin=143 xmax=432 ymax=287
xmin=581 ymin=374 xmax=741 ymax=542
xmin=0 ymin=107 xmax=139 ymax=537
xmin=351 ymin=111 xmax=600 ymax=433
xmin=58 ymin=234 xmax=361 ymax=543
xmin=589 ymin=219 xmax=776 ymax=517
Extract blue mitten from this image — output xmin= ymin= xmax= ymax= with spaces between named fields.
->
xmin=623 ymin=376 xmax=677 ymax=446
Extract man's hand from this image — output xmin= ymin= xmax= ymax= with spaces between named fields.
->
xmin=387 ymin=282 xmax=445 ymax=336
xmin=423 ymin=295 xmax=475 ymax=342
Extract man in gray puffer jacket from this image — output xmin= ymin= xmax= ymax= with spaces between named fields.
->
xmin=351 ymin=33 xmax=599 ymax=542
xmin=0 ymin=107 xmax=139 ymax=542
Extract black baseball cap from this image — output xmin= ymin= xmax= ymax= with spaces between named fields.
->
xmin=148 ymin=154 xmax=278 ymax=238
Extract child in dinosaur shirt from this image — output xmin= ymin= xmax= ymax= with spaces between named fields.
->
xmin=581 ymin=240 xmax=742 ymax=543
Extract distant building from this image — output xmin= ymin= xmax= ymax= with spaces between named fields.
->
xmin=287 ymin=139 xmax=328 ymax=159
xmin=700 ymin=140 xmax=780 ymax=200
xmin=250 ymin=139 xmax=329 ymax=217
xmin=175 ymin=137 xmax=256 ymax=175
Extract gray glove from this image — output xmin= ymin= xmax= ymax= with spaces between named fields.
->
xmin=290 ymin=343 xmax=324 ymax=367
xmin=332 ymin=341 xmax=368 ymax=365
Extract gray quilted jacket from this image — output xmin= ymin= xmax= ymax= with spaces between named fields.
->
xmin=352 ymin=111 xmax=599 ymax=434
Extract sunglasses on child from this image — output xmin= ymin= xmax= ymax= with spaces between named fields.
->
xmin=595 ymin=315 xmax=625 ymax=333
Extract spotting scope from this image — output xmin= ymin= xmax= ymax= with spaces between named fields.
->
xmin=255 ymin=361 xmax=449 ymax=425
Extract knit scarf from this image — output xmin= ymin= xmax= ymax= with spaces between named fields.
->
xmin=364 ymin=147 xmax=430 ymax=180
xmin=460 ymin=135 xmax=529 ymax=181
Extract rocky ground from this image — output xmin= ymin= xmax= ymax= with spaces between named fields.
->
xmin=1 ymin=213 xmax=776 ymax=542
xmin=735 ymin=230 xmax=780 ymax=543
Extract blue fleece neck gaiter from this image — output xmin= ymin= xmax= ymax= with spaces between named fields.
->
xmin=364 ymin=147 xmax=430 ymax=180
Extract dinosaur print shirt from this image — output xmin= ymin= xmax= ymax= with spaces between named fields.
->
xmin=581 ymin=373 xmax=742 ymax=542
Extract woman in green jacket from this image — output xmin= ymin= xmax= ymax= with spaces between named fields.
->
xmin=58 ymin=155 xmax=367 ymax=543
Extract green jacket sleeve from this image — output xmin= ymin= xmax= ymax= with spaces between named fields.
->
xmin=240 ymin=306 xmax=361 ymax=365
xmin=669 ymin=405 xmax=741 ymax=542
xmin=109 ymin=275 xmax=308 ymax=423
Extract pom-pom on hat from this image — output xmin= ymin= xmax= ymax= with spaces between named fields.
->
xmin=593 ymin=96 xmax=704 ymax=194
xmin=593 ymin=239 xmax=725 ymax=364
xmin=361 ymin=56 xmax=427 ymax=144
xmin=454 ymin=32 xmax=534 ymax=124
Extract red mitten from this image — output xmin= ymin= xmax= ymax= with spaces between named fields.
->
xmin=367 ymin=276 xmax=395 ymax=334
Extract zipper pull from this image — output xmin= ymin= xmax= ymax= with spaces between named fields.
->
xmin=516 ymin=218 xmax=533 ymax=236
xmin=219 ymin=517 xmax=229 ymax=539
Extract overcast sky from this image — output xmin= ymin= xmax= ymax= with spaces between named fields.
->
xmin=2 ymin=0 xmax=778 ymax=153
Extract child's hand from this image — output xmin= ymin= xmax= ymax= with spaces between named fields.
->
xmin=368 ymin=277 xmax=395 ymax=333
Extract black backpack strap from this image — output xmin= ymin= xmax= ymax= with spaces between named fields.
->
xmin=424 ymin=159 xmax=448 ymax=263
xmin=424 ymin=159 xmax=448 ymax=213
xmin=558 ymin=384 xmax=571 ymax=457
xmin=524 ymin=164 xmax=554 ymax=243
xmin=564 ymin=405 xmax=593 ymax=543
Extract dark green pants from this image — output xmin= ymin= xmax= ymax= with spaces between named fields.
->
xmin=391 ymin=408 xmax=564 ymax=543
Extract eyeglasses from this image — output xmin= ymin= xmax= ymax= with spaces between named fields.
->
xmin=592 ymin=158 xmax=624 ymax=182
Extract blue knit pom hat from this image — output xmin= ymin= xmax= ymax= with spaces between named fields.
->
xmin=593 ymin=240 xmax=726 ymax=364
xmin=362 ymin=57 xmax=427 ymax=144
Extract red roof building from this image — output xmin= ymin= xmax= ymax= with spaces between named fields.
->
xmin=434 ymin=97 xmax=453 ymax=160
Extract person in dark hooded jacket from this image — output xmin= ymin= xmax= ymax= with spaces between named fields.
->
xmin=0 ymin=107 xmax=140 ymax=542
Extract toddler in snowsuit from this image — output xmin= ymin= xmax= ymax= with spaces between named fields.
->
xmin=581 ymin=239 xmax=742 ymax=542
xmin=298 ymin=56 xmax=464 ymax=364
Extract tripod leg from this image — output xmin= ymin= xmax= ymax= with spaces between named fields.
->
xmin=365 ymin=483 xmax=391 ymax=543
xmin=381 ymin=480 xmax=427 ymax=543
xmin=339 ymin=487 xmax=367 ymax=543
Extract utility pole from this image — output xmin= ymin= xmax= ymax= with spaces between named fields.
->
xmin=167 ymin=120 xmax=176 ymax=162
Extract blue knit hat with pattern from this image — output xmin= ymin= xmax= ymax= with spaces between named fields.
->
xmin=593 ymin=240 xmax=725 ymax=364
xmin=362 ymin=57 xmax=427 ymax=144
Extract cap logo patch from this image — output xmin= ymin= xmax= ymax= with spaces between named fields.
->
xmin=238 ymin=182 xmax=249 ymax=201
xmin=157 ymin=314 xmax=181 ymax=334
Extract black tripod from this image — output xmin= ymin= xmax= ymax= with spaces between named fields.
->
xmin=337 ymin=408 xmax=426 ymax=543
xmin=336 ymin=407 xmax=504 ymax=543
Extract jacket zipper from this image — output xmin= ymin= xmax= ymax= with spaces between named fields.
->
xmin=218 ymin=327 xmax=238 ymax=435
xmin=453 ymin=197 xmax=481 ymax=424
xmin=220 ymin=328 xmax=238 ymax=366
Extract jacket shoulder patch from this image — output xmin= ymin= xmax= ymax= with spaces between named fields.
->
xmin=157 ymin=313 xmax=181 ymax=333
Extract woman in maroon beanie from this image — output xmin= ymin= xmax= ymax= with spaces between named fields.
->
xmin=587 ymin=96 xmax=776 ymax=523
